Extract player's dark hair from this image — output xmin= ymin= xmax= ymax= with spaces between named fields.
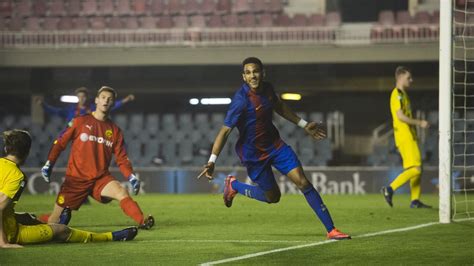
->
xmin=74 ymin=87 xmax=89 ymax=95
xmin=395 ymin=66 xmax=411 ymax=79
xmin=242 ymin=57 xmax=264 ymax=71
xmin=97 ymin=86 xmax=117 ymax=100
xmin=2 ymin=129 xmax=31 ymax=162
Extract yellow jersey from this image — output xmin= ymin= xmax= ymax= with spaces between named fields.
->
xmin=0 ymin=157 xmax=27 ymax=243
xmin=390 ymin=88 xmax=417 ymax=146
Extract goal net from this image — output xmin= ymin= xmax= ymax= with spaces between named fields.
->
xmin=449 ymin=0 xmax=474 ymax=221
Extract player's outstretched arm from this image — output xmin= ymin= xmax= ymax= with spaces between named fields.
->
xmin=198 ymin=126 xmax=232 ymax=180
xmin=273 ymin=98 xmax=327 ymax=140
xmin=111 ymin=94 xmax=135 ymax=111
xmin=396 ymin=110 xmax=430 ymax=128
xmin=0 ymin=193 xmax=22 ymax=248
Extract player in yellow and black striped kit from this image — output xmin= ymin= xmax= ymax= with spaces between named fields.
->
xmin=381 ymin=66 xmax=432 ymax=208
xmin=0 ymin=129 xmax=138 ymax=248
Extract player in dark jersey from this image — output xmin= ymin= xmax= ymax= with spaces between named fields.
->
xmin=199 ymin=57 xmax=350 ymax=240
xmin=41 ymin=86 xmax=154 ymax=229
xmin=36 ymin=87 xmax=135 ymax=123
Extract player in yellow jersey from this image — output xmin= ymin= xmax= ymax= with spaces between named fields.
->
xmin=381 ymin=66 xmax=432 ymax=208
xmin=0 ymin=129 xmax=138 ymax=248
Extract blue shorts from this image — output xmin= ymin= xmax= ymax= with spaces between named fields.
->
xmin=244 ymin=144 xmax=301 ymax=191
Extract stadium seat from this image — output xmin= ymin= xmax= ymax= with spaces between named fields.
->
xmin=0 ymin=0 xmax=12 ymax=18
xmin=15 ymin=0 xmax=32 ymax=17
xmin=43 ymin=17 xmax=59 ymax=31
xmin=240 ymin=13 xmax=256 ymax=27
xmin=325 ymin=11 xmax=341 ymax=27
xmin=141 ymin=16 xmax=157 ymax=29
xmin=128 ymin=113 xmax=145 ymax=135
xmin=195 ymin=113 xmax=210 ymax=131
xmin=116 ymin=0 xmax=131 ymax=15
xmin=66 ymin=0 xmax=81 ymax=16
xmin=8 ymin=16 xmax=23 ymax=31
xmin=253 ymin=0 xmax=267 ymax=13
xmin=378 ymin=10 xmax=395 ymax=26
xmin=114 ymin=114 xmax=128 ymax=130
xmin=25 ymin=17 xmax=41 ymax=31
xmin=157 ymin=15 xmax=173 ymax=28
xmin=201 ymin=0 xmax=216 ymax=15
xmin=292 ymin=13 xmax=308 ymax=26
xmin=150 ymin=0 xmax=165 ymax=15
xmin=82 ymin=0 xmax=98 ymax=16
xmin=49 ymin=0 xmax=66 ymax=17
xmin=268 ymin=0 xmax=283 ymax=13
xmin=161 ymin=137 xmax=177 ymax=164
xmin=189 ymin=15 xmax=206 ymax=28
xmin=124 ymin=16 xmax=139 ymax=29
xmin=308 ymin=13 xmax=324 ymax=26
xmin=58 ymin=17 xmax=73 ymax=30
xmin=0 ymin=17 xmax=7 ymax=30
xmin=98 ymin=0 xmax=114 ymax=16
xmin=275 ymin=14 xmax=291 ymax=26
xmin=133 ymin=0 xmax=147 ymax=15
xmin=224 ymin=13 xmax=239 ymax=27
xmin=108 ymin=16 xmax=123 ymax=29
xmin=145 ymin=113 xmax=160 ymax=134
xmin=396 ymin=10 xmax=412 ymax=24
xmin=309 ymin=112 xmax=324 ymax=123
xmin=258 ymin=13 xmax=273 ymax=27
xmin=90 ymin=16 xmax=106 ymax=30
xmin=208 ymin=14 xmax=224 ymax=27
xmin=74 ymin=17 xmax=89 ymax=30
xmin=216 ymin=0 xmax=232 ymax=14
xmin=174 ymin=15 xmax=189 ymax=28
xmin=432 ymin=10 xmax=440 ymax=24
xmin=210 ymin=113 xmax=225 ymax=125
xmin=178 ymin=138 xmax=194 ymax=164
xmin=33 ymin=0 xmax=48 ymax=17
xmin=178 ymin=113 xmax=193 ymax=131
xmin=415 ymin=11 xmax=431 ymax=24
xmin=232 ymin=0 xmax=252 ymax=14
xmin=184 ymin=0 xmax=200 ymax=15
xmin=167 ymin=0 xmax=182 ymax=15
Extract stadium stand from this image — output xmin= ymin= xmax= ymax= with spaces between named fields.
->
xmin=0 ymin=111 xmax=333 ymax=168
xmin=0 ymin=0 xmax=441 ymax=48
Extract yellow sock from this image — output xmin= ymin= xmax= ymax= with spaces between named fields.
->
xmin=410 ymin=174 xmax=421 ymax=201
xmin=67 ymin=228 xmax=113 ymax=243
xmin=390 ymin=167 xmax=421 ymax=191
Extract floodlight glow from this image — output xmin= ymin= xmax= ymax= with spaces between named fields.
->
xmin=281 ymin=93 xmax=302 ymax=101
xmin=200 ymin=98 xmax=232 ymax=105
xmin=60 ymin=95 xmax=79 ymax=103
xmin=189 ymin=98 xmax=199 ymax=105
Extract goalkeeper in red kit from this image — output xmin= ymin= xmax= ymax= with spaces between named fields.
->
xmin=41 ymin=86 xmax=154 ymax=230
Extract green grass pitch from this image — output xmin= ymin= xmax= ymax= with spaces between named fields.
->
xmin=1 ymin=193 xmax=473 ymax=265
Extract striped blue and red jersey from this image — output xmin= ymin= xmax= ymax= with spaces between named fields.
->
xmin=224 ymin=82 xmax=284 ymax=163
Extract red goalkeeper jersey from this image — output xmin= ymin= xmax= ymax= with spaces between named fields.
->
xmin=47 ymin=114 xmax=133 ymax=180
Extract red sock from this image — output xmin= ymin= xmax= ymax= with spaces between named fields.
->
xmin=119 ymin=197 xmax=144 ymax=224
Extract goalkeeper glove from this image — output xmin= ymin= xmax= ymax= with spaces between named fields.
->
xmin=41 ymin=160 xmax=54 ymax=183
xmin=128 ymin=174 xmax=140 ymax=195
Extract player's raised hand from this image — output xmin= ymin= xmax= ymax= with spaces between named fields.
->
xmin=305 ymin=122 xmax=327 ymax=140
xmin=41 ymin=160 xmax=53 ymax=183
xmin=197 ymin=162 xmax=215 ymax=180
xmin=128 ymin=174 xmax=141 ymax=195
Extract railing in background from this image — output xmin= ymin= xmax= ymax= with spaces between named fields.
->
xmin=0 ymin=24 xmax=440 ymax=49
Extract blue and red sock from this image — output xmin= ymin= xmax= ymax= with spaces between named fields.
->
xmin=231 ymin=180 xmax=269 ymax=203
xmin=302 ymin=186 xmax=335 ymax=232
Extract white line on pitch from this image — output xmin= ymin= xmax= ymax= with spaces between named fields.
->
xmin=199 ymin=221 xmax=445 ymax=266
xmin=139 ymin=239 xmax=313 ymax=244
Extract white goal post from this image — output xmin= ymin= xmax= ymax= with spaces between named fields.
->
xmin=439 ymin=0 xmax=452 ymax=224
